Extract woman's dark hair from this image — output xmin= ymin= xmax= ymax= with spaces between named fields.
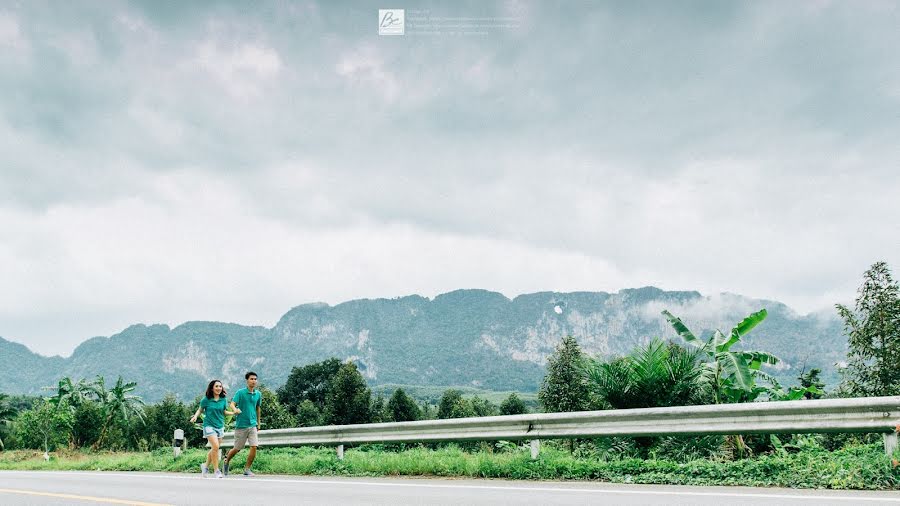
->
xmin=205 ymin=379 xmax=226 ymax=399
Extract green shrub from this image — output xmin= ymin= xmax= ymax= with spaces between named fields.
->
xmin=13 ymin=400 xmax=74 ymax=452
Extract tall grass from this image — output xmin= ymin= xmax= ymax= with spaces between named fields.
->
xmin=1 ymin=443 xmax=896 ymax=490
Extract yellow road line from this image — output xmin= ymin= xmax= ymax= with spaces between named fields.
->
xmin=0 ymin=487 xmax=171 ymax=506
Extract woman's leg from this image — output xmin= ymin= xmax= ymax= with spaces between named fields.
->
xmin=206 ymin=435 xmax=219 ymax=469
xmin=213 ymin=437 xmax=224 ymax=471
xmin=210 ymin=437 xmax=222 ymax=471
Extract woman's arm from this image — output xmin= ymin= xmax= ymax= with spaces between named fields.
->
xmin=189 ymin=405 xmax=203 ymax=423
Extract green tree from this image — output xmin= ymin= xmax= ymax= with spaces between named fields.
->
xmin=0 ymin=393 xmax=17 ymax=450
xmin=296 ymin=400 xmax=324 ymax=427
xmin=447 ymin=398 xmax=475 ymax=419
xmin=471 ymin=396 xmax=498 ymax=417
xmin=836 ymin=261 xmax=900 ymax=397
xmin=260 ymin=387 xmax=297 ymax=429
xmin=438 ymin=389 xmax=463 ymax=419
xmin=370 ymin=395 xmax=387 ymax=423
xmin=499 ymin=393 xmax=527 ymax=415
xmin=277 ymin=358 xmax=343 ymax=414
xmin=325 ymin=362 xmax=372 ymax=425
xmin=140 ymin=394 xmax=192 ymax=449
xmin=88 ymin=376 xmax=108 ymax=408
xmin=539 ymin=335 xmax=591 ymax=413
xmin=387 ymin=388 xmax=421 ymax=422
xmin=50 ymin=377 xmax=98 ymax=447
xmin=586 ymin=340 xmax=710 ymax=409
xmin=798 ymin=367 xmax=826 ymax=400
xmin=419 ymin=401 xmax=437 ymax=420
xmin=13 ymin=399 xmax=74 ymax=453
xmin=50 ymin=377 xmax=93 ymax=412
xmin=72 ymin=400 xmax=103 ymax=448
xmin=92 ymin=376 xmax=146 ymax=449
xmin=6 ymin=395 xmax=39 ymax=413
xmin=437 ymin=390 xmax=475 ymax=419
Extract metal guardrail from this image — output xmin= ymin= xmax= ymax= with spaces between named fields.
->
xmin=220 ymin=396 xmax=900 ymax=458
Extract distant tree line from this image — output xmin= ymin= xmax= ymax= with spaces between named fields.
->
xmin=0 ymin=359 xmax=531 ymax=452
xmin=275 ymin=358 xmax=529 ymax=427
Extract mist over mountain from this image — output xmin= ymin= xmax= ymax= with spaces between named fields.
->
xmin=0 ymin=288 xmax=846 ymax=402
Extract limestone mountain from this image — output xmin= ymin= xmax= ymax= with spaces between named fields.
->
xmin=0 ymin=287 xmax=847 ymax=402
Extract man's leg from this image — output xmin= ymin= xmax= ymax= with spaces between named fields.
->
xmin=245 ymin=446 xmax=257 ymax=470
xmin=223 ymin=447 xmax=238 ymax=476
xmin=243 ymin=427 xmax=259 ymax=474
xmin=225 ymin=428 xmax=249 ymax=476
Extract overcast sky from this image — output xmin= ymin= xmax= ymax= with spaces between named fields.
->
xmin=1 ymin=1 xmax=898 ymax=357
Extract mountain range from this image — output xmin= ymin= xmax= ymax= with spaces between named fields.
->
xmin=0 ymin=287 xmax=847 ymax=402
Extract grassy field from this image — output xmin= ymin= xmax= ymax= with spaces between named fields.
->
xmin=1 ymin=443 xmax=897 ymax=490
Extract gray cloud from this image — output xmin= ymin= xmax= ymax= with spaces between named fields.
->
xmin=1 ymin=0 xmax=898 ymax=355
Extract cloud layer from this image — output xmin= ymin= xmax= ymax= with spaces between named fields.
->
xmin=1 ymin=1 xmax=898 ymax=355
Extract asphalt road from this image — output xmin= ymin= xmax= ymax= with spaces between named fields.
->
xmin=1 ymin=471 xmax=899 ymax=505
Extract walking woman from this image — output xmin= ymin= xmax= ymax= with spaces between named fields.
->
xmin=190 ymin=379 xmax=238 ymax=478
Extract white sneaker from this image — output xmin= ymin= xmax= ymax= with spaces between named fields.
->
xmin=215 ymin=470 xmax=223 ymax=479
xmin=200 ymin=463 xmax=209 ymax=477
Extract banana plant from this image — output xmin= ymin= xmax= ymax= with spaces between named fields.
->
xmin=91 ymin=376 xmax=145 ymax=449
xmin=662 ymin=309 xmax=779 ymax=404
xmin=50 ymin=377 xmax=94 ymax=412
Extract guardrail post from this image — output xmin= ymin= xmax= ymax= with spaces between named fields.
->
xmin=173 ymin=429 xmax=184 ymax=459
xmin=337 ymin=444 xmax=344 ymax=460
xmin=530 ymin=439 xmax=540 ymax=459
xmin=885 ymin=433 xmax=898 ymax=457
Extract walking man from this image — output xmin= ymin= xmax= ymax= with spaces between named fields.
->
xmin=224 ymin=371 xmax=262 ymax=476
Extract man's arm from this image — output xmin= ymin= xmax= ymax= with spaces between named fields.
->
xmin=230 ymin=391 xmax=241 ymax=414
xmin=256 ymin=397 xmax=262 ymax=427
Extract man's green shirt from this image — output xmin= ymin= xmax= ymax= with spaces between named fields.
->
xmin=232 ymin=388 xmax=261 ymax=429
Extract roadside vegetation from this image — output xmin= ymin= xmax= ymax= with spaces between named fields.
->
xmin=1 ymin=261 xmax=898 ymax=489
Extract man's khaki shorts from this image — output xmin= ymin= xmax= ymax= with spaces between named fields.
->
xmin=233 ymin=427 xmax=259 ymax=450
